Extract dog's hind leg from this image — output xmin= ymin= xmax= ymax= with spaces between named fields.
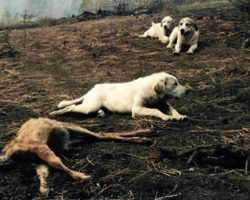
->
xmin=34 ymin=144 xmax=91 ymax=182
xmin=50 ymin=104 xmax=98 ymax=116
xmin=57 ymin=95 xmax=85 ymax=109
xmin=50 ymin=105 xmax=77 ymax=116
xmin=36 ymin=164 xmax=49 ymax=196
xmin=139 ymin=27 xmax=153 ymax=38
xmin=50 ymin=97 xmax=102 ymax=116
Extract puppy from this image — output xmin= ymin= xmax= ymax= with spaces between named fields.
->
xmin=0 ymin=118 xmax=151 ymax=195
xmin=50 ymin=72 xmax=189 ymax=122
xmin=139 ymin=16 xmax=175 ymax=44
xmin=167 ymin=17 xmax=199 ymax=54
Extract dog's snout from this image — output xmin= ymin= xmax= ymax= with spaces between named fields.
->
xmin=180 ymin=29 xmax=185 ymax=35
xmin=178 ymin=88 xmax=189 ymax=99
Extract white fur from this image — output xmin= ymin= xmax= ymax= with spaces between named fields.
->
xmin=139 ymin=16 xmax=175 ymax=44
xmin=50 ymin=72 xmax=188 ymax=121
xmin=167 ymin=17 xmax=199 ymax=54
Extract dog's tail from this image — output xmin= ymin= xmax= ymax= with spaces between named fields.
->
xmin=57 ymin=95 xmax=85 ymax=109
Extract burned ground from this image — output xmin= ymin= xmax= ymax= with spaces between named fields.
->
xmin=0 ymin=4 xmax=250 ymax=200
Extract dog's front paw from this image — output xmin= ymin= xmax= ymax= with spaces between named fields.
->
xmin=167 ymin=44 xmax=173 ymax=49
xmin=162 ymin=116 xmax=175 ymax=121
xmin=187 ymin=51 xmax=194 ymax=55
xmin=174 ymin=114 xmax=188 ymax=121
xmin=173 ymin=51 xmax=180 ymax=56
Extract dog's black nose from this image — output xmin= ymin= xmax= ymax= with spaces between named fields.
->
xmin=180 ymin=29 xmax=185 ymax=35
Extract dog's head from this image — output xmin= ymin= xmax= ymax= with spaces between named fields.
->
xmin=178 ymin=17 xmax=198 ymax=36
xmin=161 ymin=16 xmax=175 ymax=33
xmin=153 ymin=73 xmax=188 ymax=99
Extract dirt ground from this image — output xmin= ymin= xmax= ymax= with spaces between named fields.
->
xmin=0 ymin=3 xmax=250 ymax=200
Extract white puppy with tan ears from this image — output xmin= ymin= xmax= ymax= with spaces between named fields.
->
xmin=167 ymin=17 xmax=199 ymax=54
xmin=139 ymin=16 xmax=175 ymax=44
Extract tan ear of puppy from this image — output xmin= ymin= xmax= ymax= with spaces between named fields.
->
xmin=153 ymin=79 xmax=166 ymax=96
xmin=160 ymin=20 xmax=163 ymax=27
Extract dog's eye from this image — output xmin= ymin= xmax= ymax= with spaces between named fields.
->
xmin=180 ymin=23 xmax=183 ymax=26
xmin=173 ymin=81 xmax=178 ymax=86
xmin=186 ymin=23 xmax=190 ymax=26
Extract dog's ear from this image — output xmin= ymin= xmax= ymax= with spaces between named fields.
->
xmin=172 ymin=19 xmax=175 ymax=25
xmin=171 ymin=20 xmax=175 ymax=28
xmin=153 ymin=79 xmax=166 ymax=96
xmin=160 ymin=20 xmax=163 ymax=27
xmin=192 ymin=23 xmax=199 ymax=31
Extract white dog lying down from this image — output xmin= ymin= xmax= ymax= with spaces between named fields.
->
xmin=167 ymin=17 xmax=199 ymax=54
xmin=0 ymin=118 xmax=151 ymax=195
xmin=50 ymin=72 xmax=189 ymax=121
xmin=139 ymin=16 xmax=175 ymax=44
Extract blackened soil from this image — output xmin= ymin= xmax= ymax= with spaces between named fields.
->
xmin=0 ymin=4 xmax=250 ymax=200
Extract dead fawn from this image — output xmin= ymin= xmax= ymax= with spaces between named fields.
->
xmin=0 ymin=117 xmax=151 ymax=196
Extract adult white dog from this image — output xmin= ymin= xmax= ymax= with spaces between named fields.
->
xmin=167 ymin=17 xmax=199 ymax=54
xmin=139 ymin=16 xmax=175 ymax=44
xmin=50 ymin=72 xmax=189 ymax=121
